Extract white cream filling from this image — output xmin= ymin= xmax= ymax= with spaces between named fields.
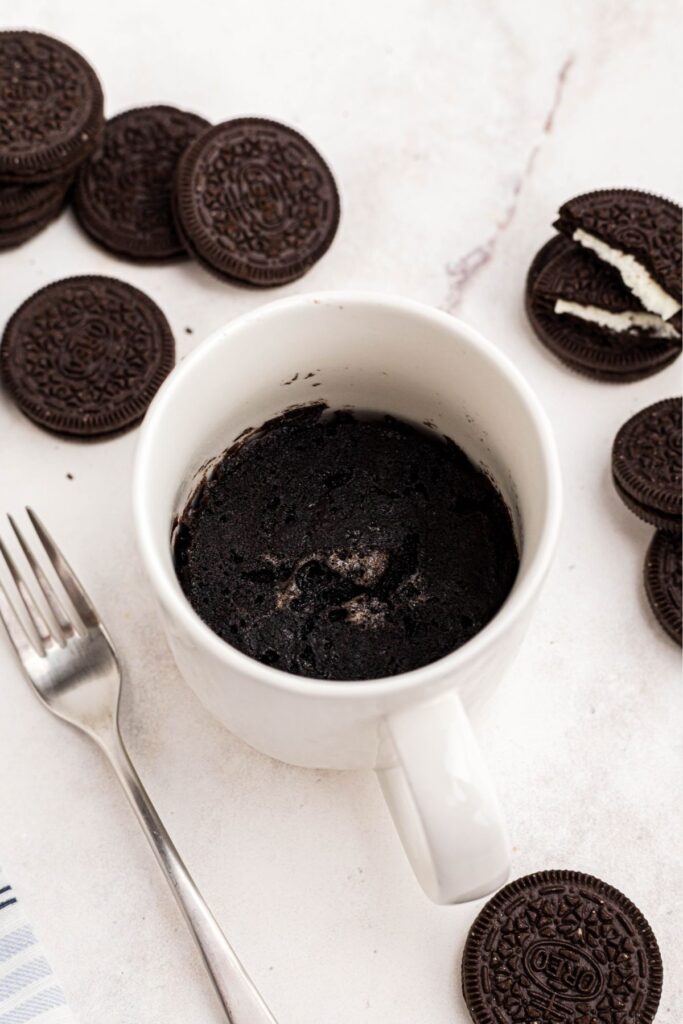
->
xmin=554 ymin=299 xmax=680 ymax=340
xmin=573 ymin=228 xmax=681 ymax=321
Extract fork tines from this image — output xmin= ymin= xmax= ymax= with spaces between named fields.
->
xmin=0 ymin=508 xmax=98 ymax=659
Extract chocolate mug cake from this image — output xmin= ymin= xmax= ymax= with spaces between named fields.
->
xmin=173 ymin=403 xmax=519 ymax=681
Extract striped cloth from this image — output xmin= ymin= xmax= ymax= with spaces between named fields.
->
xmin=0 ymin=867 xmax=75 ymax=1024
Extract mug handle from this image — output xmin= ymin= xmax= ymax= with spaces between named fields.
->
xmin=376 ymin=689 xmax=510 ymax=904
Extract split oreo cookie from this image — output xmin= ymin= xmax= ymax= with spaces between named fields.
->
xmin=74 ymin=106 xmax=210 ymax=260
xmin=462 ymin=869 xmax=662 ymax=1024
xmin=526 ymin=237 xmax=681 ymax=381
xmin=526 ymin=234 xmax=569 ymax=290
xmin=644 ymin=529 xmax=682 ymax=645
xmin=173 ymin=118 xmax=340 ymax=285
xmin=555 ymin=189 xmax=682 ymax=324
xmin=612 ymin=398 xmax=682 ymax=531
xmin=0 ymin=276 xmax=174 ymax=437
xmin=0 ymin=32 xmax=104 ymax=184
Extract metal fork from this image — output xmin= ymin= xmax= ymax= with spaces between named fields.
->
xmin=0 ymin=508 xmax=278 ymax=1024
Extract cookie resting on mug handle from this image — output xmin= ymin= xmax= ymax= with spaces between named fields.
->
xmin=378 ymin=689 xmax=510 ymax=904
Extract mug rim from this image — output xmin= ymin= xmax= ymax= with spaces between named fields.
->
xmin=133 ymin=290 xmax=562 ymax=700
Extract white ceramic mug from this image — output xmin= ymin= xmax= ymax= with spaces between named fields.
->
xmin=133 ymin=292 xmax=562 ymax=905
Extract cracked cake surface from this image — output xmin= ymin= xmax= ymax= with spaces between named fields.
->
xmin=173 ymin=404 xmax=519 ymax=680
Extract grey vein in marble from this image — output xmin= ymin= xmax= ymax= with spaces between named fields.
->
xmin=445 ymin=55 xmax=575 ymax=311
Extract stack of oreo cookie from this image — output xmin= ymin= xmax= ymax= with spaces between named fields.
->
xmin=1 ymin=29 xmax=341 ymax=441
xmin=0 ymin=31 xmax=104 ymax=250
xmin=1 ymin=30 xmax=340 ymax=279
xmin=612 ymin=398 xmax=682 ymax=645
xmin=526 ymin=189 xmax=682 ymax=382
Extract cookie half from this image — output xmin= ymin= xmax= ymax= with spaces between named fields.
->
xmin=555 ymin=188 xmax=682 ymax=323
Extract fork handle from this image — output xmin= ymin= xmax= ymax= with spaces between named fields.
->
xmin=99 ymin=728 xmax=278 ymax=1024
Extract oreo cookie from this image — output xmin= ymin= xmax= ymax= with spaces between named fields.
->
xmin=173 ymin=117 xmax=340 ymax=285
xmin=74 ymin=106 xmax=210 ymax=260
xmin=556 ymin=189 xmax=682 ymax=319
xmin=462 ymin=869 xmax=662 ymax=1024
xmin=535 ymin=238 xmax=668 ymax=319
xmin=612 ymin=398 xmax=682 ymax=531
xmin=644 ymin=529 xmax=682 ymax=645
xmin=0 ymin=276 xmax=175 ymax=437
xmin=0 ymin=32 xmax=104 ymax=184
xmin=0 ymin=176 xmax=71 ymax=249
xmin=613 ymin=476 xmax=681 ymax=532
xmin=526 ymin=234 xmax=572 ymax=290
xmin=0 ymin=208 xmax=62 ymax=250
xmin=0 ymin=176 xmax=71 ymax=230
xmin=526 ymin=239 xmax=681 ymax=382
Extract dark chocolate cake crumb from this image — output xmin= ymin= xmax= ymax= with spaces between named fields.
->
xmin=174 ymin=405 xmax=519 ymax=680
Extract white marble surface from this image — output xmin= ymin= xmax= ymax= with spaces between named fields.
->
xmin=1 ymin=1 xmax=682 ymax=1021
